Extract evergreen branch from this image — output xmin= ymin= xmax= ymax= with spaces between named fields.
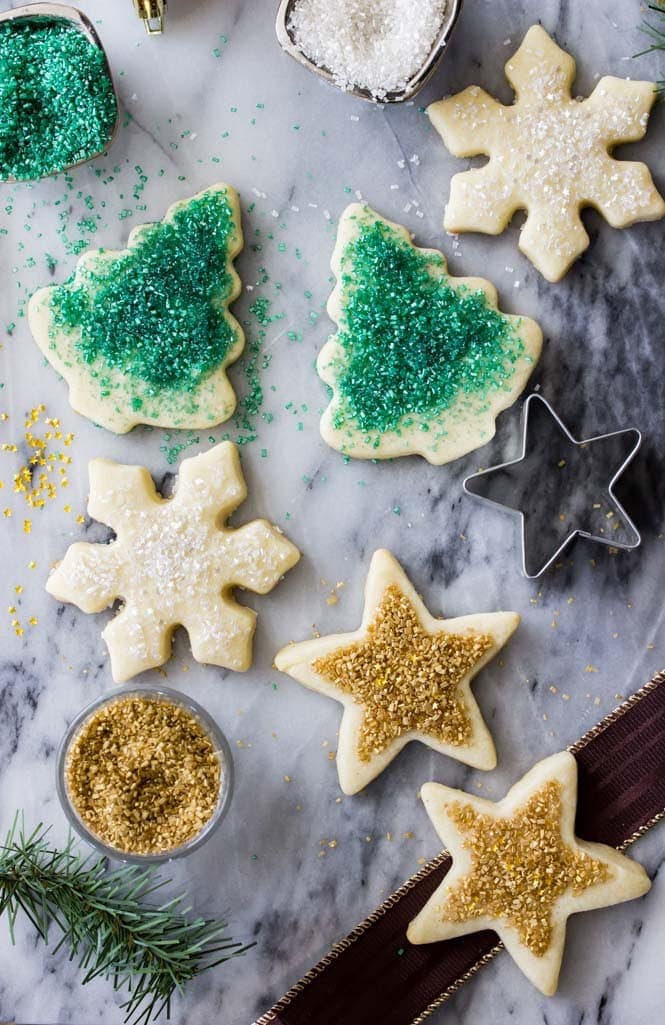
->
xmin=636 ymin=2 xmax=665 ymax=94
xmin=0 ymin=815 xmax=252 ymax=1023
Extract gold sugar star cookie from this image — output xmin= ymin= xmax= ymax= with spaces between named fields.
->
xmin=407 ymin=751 xmax=651 ymax=994
xmin=274 ymin=550 xmax=519 ymax=794
xmin=429 ymin=25 xmax=665 ymax=281
xmin=46 ymin=442 xmax=300 ymax=682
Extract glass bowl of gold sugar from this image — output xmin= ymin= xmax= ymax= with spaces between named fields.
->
xmin=57 ymin=687 xmax=233 ymax=863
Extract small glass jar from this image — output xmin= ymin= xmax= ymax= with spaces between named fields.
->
xmin=56 ymin=685 xmax=234 ymax=864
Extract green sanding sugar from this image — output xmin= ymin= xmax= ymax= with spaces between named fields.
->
xmin=48 ymin=189 xmax=239 ymax=391
xmin=332 ymin=219 xmax=524 ymax=434
xmin=0 ymin=17 xmax=117 ymax=181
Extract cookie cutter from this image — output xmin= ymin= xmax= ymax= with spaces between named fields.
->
xmin=275 ymin=0 xmax=464 ymax=103
xmin=0 ymin=3 xmax=119 ymax=183
xmin=133 ymin=0 xmax=166 ymax=34
xmin=462 ymin=393 xmax=642 ymax=579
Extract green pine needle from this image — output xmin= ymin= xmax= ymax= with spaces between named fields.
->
xmin=0 ymin=815 xmax=252 ymax=1023
xmin=636 ymin=2 xmax=665 ymax=94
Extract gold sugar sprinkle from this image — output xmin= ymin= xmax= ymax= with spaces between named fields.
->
xmin=2 ymin=405 xmax=75 ymax=512
xmin=65 ymin=695 xmax=221 ymax=855
xmin=312 ymin=585 xmax=492 ymax=762
xmin=442 ymin=781 xmax=611 ymax=957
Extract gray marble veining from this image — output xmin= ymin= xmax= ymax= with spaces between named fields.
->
xmin=0 ymin=1 xmax=663 ymax=1023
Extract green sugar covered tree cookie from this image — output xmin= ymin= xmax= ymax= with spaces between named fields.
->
xmin=318 ymin=204 xmax=543 ymax=465
xmin=28 ymin=184 xmax=244 ymax=434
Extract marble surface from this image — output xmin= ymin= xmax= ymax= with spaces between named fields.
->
xmin=0 ymin=0 xmax=663 ymax=1023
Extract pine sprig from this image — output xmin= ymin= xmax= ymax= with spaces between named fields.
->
xmin=636 ymin=2 xmax=665 ymax=94
xmin=0 ymin=815 xmax=251 ymax=1023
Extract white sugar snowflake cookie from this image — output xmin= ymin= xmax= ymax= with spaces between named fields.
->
xmin=407 ymin=751 xmax=650 ymax=994
xmin=46 ymin=442 xmax=300 ymax=682
xmin=275 ymin=549 xmax=519 ymax=794
xmin=29 ymin=184 xmax=245 ymax=433
xmin=429 ymin=25 xmax=665 ymax=281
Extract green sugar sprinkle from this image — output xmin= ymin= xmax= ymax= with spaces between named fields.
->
xmin=48 ymin=189 xmax=239 ymax=392
xmin=0 ymin=17 xmax=117 ymax=182
xmin=332 ymin=219 xmax=524 ymax=434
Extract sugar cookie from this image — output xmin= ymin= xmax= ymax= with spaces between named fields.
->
xmin=429 ymin=26 xmax=665 ymax=281
xmin=29 ymin=184 xmax=244 ymax=432
xmin=275 ymin=549 xmax=519 ymax=794
xmin=46 ymin=442 xmax=300 ymax=681
xmin=318 ymin=204 xmax=542 ymax=463
xmin=408 ymin=751 xmax=650 ymax=994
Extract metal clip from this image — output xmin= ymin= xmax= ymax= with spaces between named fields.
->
xmin=133 ymin=0 xmax=166 ymax=34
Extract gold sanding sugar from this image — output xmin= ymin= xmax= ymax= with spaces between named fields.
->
xmin=65 ymin=694 xmax=222 ymax=855
xmin=442 ymin=781 xmax=612 ymax=956
xmin=313 ymin=584 xmax=493 ymax=761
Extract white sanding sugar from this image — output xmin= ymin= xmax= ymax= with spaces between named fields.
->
xmin=288 ymin=0 xmax=448 ymax=100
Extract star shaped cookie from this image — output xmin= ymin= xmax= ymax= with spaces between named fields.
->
xmin=428 ymin=25 xmax=665 ymax=281
xmin=46 ymin=442 xmax=300 ymax=682
xmin=407 ymin=751 xmax=651 ymax=994
xmin=274 ymin=550 xmax=519 ymax=794
xmin=318 ymin=204 xmax=542 ymax=464
xmin=29 ymin=183 xmax=245 ymax=433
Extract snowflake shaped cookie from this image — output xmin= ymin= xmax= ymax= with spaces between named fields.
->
xmin=318 ymin=204 xmax=542 ymax=464
xmin=429 ymin=25 xmax=665 ymax=281
xmin=408 ymin=751 xmax=650 ymax=994
xmin=46 ymin=442 xmax=300 ymax=682
xmin=275 ymin=550 xmax=519 ymax=793
xmin=29 ymin=184 xmax=245 ymax=433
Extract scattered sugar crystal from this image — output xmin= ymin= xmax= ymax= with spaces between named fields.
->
xmin=288 ymin=0 xmax=448 ymax=100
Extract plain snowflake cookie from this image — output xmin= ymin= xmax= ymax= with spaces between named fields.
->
xmin=46 ymin=442 xmax=300 ymax=682
xmin=428 ymin=25 xmax=665 ymax=281
xmin=407 ymin=751 xmax=650 ymax=994
xmin=28 ymin=184 xmax=245 ymax=433
xmin=275 ymin=549 xmax=519 ymax=794
xmin=317 ymin=204 xmax=542 ymax=464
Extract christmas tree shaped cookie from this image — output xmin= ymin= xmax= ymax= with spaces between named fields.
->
xmin=46 ymin=442 xmax=300 ymax=681
xmin=28 ymin=184 xmax=245 ymax=433
xmin=429 ymin=26 xmax=665 ymax=281
xmin=318 ymin=204 xmax=542 ymax=464
xmin=275 ymin=549 xmax=519 ymax=793
xmin=408 ymin=752 xmax=650 ymax=994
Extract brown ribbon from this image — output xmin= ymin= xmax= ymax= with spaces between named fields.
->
xmin=254 ymin=671 xmax=665 ymax=1025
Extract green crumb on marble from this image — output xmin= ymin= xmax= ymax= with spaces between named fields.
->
xmin=48 ymin=188 xmax=240 ymax=392
xmin=0 ymin=17 xmax=117 ymax=181
xmin=332 ymin=219 xmax=524 ymax=434
xmin=159 ymin=433 xmax=200 ymax=465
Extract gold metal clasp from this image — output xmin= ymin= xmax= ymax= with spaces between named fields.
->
xmin=133 ymin=0 xmax=166 ymax=34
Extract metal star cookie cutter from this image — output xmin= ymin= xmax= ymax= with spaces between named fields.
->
xmin=463 ymin=393 xmax=642 ymax=579
xmin=0 ymin=3 xmax=119 ymax=183
xmin=275 ymin=0 xmax=464 ymax=104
